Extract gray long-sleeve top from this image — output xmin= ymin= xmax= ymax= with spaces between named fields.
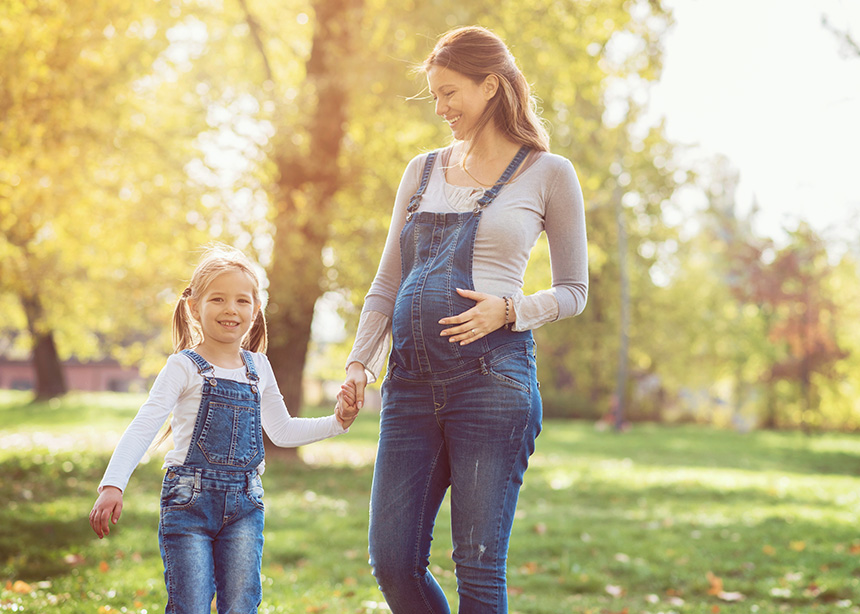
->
xmin=347 ymin=147 xmax=588 ymax=382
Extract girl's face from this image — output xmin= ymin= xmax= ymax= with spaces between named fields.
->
xmin=427 ymin=65 xmax=497 ymax=140
xmin=189 ymin=269 xmax=259 ymax=350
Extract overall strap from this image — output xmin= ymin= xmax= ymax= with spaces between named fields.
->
xmin=405 ymin=151 xmax=439 ymax=222
xmin=473 ymin=146 xmax=531 ymax=213
xmin=241 ymin=349 xmax=260 ymax=383
xmin=180 ymin=349 xmax=214 ymax=376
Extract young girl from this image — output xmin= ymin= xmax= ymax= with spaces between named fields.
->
xmin=89 ymin=244 xmax=358 ymax=613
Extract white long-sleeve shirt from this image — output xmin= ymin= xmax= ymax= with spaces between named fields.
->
xmin=98 ymin=351 xmax=347 ymax=492
xmin=347 ymin=148 xmax=589 ymax=383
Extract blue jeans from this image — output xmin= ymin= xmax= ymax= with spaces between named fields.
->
xmin=158 ymin=466 xmax=265 ymax=613
xmin=369 ymin=340 xmax=542 ymax=613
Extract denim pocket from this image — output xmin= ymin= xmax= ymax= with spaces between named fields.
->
xmin=198 ymin=401 xmax=260 ymax=467
xmin=487 ymin=354 xmax=531 ymax=394
xmin=161 ymin=474 xmax=197 ymax=509
xmin=247 ymin=475 xmax=265 ymax=511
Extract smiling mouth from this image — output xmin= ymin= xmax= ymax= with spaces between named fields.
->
xmin=446 ymin=115 xmax=461 ymax=127
xmin=219 ymin=321 xmax=240 ymax=328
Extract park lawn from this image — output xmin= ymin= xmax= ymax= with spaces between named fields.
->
xmin=2 ymin=391 xmax=860 ymax=613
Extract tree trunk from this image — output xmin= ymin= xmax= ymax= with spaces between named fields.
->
xmin=614 ymin=183 xmax=629 ymax=431
xmin=263 ymin=0 xmax=361 ymax=460
xmin=20 ymin=293 xmax=67 ymax=400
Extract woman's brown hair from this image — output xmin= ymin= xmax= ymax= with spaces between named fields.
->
xmin=423 ymin=26 xmax=550 ymax=153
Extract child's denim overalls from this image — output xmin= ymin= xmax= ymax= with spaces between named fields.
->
xmin=369 ymin=147 xmax=543 ymax=613
xmin=158 ymin=349 xmax=266 ymax=614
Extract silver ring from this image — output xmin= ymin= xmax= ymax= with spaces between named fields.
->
xmin=471 ymin=329 xmax=477 ymax=334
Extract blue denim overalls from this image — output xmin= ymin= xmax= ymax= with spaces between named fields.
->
xmin=158 ymin=349 xmax=266 ymax=614
xmin=369 ymin=147 xmax=543 ymax=614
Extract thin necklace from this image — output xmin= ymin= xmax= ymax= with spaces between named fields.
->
xmin=461 ymin=163 xmax=493 ymax=188
xmin=447 ymin=149 xmax=493 ymax=188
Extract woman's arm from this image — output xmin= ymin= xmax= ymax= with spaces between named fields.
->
xmin=512 ymin=157 xmax=588 ymax=330
xmin=344 ymin=154 xmax=426 ymax=382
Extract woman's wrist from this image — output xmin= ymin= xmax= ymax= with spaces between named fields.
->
xmin=503 ymin=296 xmax=516 ymax=330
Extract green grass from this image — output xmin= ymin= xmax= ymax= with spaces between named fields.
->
xmin=2 ymin=389 xmax=860 ymax=613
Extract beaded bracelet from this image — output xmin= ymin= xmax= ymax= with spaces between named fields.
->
xmin=503 ymin=296 xmax=511 ymax=331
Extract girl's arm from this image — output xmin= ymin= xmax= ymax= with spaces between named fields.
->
xmin=258 ymin=355 xmax=349 ymax=446
xmin=89 ymin=354 xmax=186 ymax=538
xmin=97 ymin=354 xmax=186 ymax=492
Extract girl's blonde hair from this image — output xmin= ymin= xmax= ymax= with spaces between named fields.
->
xmin=423 ymin=26 xmax=550 ymax=153
xmin=171 ymin=244 xmax=268 ymax=354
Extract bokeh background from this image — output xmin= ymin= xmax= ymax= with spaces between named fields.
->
xmin=2 ymin=0 xmax=860 ymax=432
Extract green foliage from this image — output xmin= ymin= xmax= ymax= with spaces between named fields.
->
xmin=4 ymin=392 xmax=860 ymax=613
xmin=2 ymin=0 xmax=859 ymax=430
xmin=0 ymin=0 xmax=213 ymax=377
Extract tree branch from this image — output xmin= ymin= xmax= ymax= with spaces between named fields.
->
xmin=236 ymin=0 xmax=275 ymax=82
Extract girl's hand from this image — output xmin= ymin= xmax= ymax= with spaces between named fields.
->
xmin=335 ymin=397 xmax=359 ymax=429
xmin=90 ymin=486 xmax=123 ymax=539
xmin=336 ymin=364 xmax=366 ymax=429
xmin=439 ymin=288 xmax=507 ymax=345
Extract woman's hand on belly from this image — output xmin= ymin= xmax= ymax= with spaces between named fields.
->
xmin=438 ymin=288 xmax=507 ymax=345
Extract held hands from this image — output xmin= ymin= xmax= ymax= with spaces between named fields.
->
xmin=89 ymin=486 xmax=123 ymax=539
xmin=439 ymin=288 xmax=512 ymax=345
xmin=336 ymin=362 xmax=367 ymax=429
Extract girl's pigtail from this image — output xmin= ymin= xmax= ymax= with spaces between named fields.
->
xmin=171 ymin=287 xmax=195 ymax=352
xmin=244 ymin=310 xmax=268 ymax=354
xmin=160 ymin=287 xmax=196 ymax=451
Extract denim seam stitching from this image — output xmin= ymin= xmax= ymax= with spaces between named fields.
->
xmin=489 ymin=408 xmax=531 ymax=610
xmin=412 ymin=440 xmax=447 ymax=612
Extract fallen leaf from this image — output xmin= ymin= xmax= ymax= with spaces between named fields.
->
xmin=64 ymin=553 xmax=85 ymax=566
xmin=706 ymin=571 xmax=723 ymax=596
xmin=762 ymin=545 xmax=776 ymax=556
xmin=99 ymin=561 xmax=110 ymax=573
xmin=790 ymin=540 xmax=806 ymax=552
xmin=11 ymin=581 xmax=32 ymax=594
xmin=605 ymin=584 xmax=624 ymax=597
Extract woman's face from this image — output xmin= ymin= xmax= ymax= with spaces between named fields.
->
xmin=427 ymin=65 xmax=496 ymax=140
